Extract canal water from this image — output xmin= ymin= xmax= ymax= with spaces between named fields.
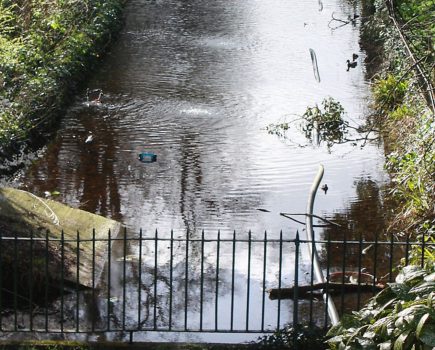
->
xmin=11 ymin=0 xmax=389 ymax=343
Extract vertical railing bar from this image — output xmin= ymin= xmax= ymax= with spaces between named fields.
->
xmin=169 ymin=230 xmax=173 ymax=331
xmin=309 ymin=230 xmax=315 ymax=325
xmin=340 ymin=232 xmax=347 ymax=316
xmin=107 ymin=229 xmax=112 ymax=332
xmin=30 ymin=231 xmax=34 ymax=332
xmin=246 ymin=231 xmax=252 ymax=331
xmin=76 ymin=230 xmax=80 ymax=333
xmin=45 ymin=230 xmax=49 ymax=332
xmin=277 ymin=230 xmax=283 ymax=329
xmin=373 ymin=231 xmax=379 ymax=295
xmin=405 ymin=233 xmax=410 ymax=265
xmin=293 ymin=231 xmax=300 ymax=349
xmin=261 ymin=231 xmax=267 ymax=332
xmin=357 ymin=232 xmax=363 ymax=310
xmin=123 ymin=228 xmax=128 ymax=331
xmin=154 ymin=229 xmax=158 ymax=330
xmin=230 ymin=230 xmax=236 ymax=331
xmin=60 ymin=230 xmax=64 ymax=334
xmin=200 ymin=230 xmax=205 ymax=331
xmin=215 ymin=231 xmax=220 ymax=331
xmin=421 ymin=229 xmax=426 ymax=268
xmin=92 ymin=229 xmax=96 ymax=333
xmin=13 ymin=234 xmax=18 ymax=331
xmin=389 ymin=234 xmax=394 ymax=283
xmin=0 ymin=230 xmax=3 ymax=331
xmin=138 ymin=228 xmax=143 ymax=330
xmin=324 ymin=231 xmax=331 ymax=329
xmin=184 ymin=231 xmax=189 ymax=331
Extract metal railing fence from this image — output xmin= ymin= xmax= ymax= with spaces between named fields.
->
xmin=0 ymin=229 xmax=432 ymax=342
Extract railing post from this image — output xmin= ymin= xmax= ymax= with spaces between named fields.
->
xmin=421 ymin=229 xmax=426 ymax=268
xmin=215 ymin=231 xmax=220 ymax=331
xmin=123 ymin=228 xmax=127 ymax=331
xmin=293 ymin=231 xmax=300 ymax=349
xmin=138 ymin=228 xmax=143 ymax=330
xmin=230 ymin=230 xmax=236 ymax=331
xmin=169 ymin=230 xmax=173 ymax=331
xmin=277 ymin=230 xmax=283 ymax=329
xmin=92 ymin=228 xmax=96 ymax=333
xmin=45 ymin=230 xmax=49 ymax=332
xmin=107 ymin=229 xmax=112 ymax=332
xmin=200 ymin=230 xmax=205 ymax=331
xmin=30 ymin=231 xmax=34 ymax=332
xmin=60 ymin=230 xmax=64 ymax=334
xmin=261 ymin=231 xmax=267 ymax=332
xmin=0 ymin=229 xmax=3 ymax=331
xmin=154 ymin=229 xmax=158 ymax=330
xmin=76 ymin=230 xmax=80 ymax=332
xmin=13 ymin=234 xmax=18 ymax=331
xmin=185 ymin=230 xmax=189 ymax=331
xmin=246 ymin=231 xmax=252 ymax=332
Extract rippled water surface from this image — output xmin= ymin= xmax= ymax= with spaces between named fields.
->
xmin=8 ymin=0 xmax=392 ymax=342
xmin=19 ymin=0 xmax=386 ymax=236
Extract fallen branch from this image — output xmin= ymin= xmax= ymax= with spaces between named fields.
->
xmin=269 ymin=282 xmax=385 ymax=300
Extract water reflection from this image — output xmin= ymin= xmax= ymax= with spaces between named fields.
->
xmin=17 ymin=0 xmax=385 ymax=235
xmin=9 ymin=0 xmax=390 ymax=342
xmin=319 ymin=178 xmax=400 ymax=314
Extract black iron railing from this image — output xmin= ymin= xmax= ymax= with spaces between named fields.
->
xmin=0 ymin=230 xmax=432 ymax=342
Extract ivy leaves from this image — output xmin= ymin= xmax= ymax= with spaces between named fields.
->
xmin=327 ymin=266 xmax=435 ymax=350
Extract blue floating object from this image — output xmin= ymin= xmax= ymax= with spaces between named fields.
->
xmin=138 ymin=152 xmax=157 ymax=163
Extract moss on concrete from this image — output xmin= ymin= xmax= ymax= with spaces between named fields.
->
xmin=0 ymin=187 xmax=122 ymax=297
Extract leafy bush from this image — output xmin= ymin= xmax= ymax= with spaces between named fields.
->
xmin=327 ymin=266 xmax=435 ymax=350
xmin=258 ymin=324 xmax=327 ymax=349
xmin=0 ymin=0 xmax=124 ymax=161
xmin=372 ymin=74 xmax=408 ymax=114
xmin=301 ymin=98 xmax=348 ymax=148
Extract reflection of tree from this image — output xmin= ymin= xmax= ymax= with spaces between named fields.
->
xmin=21 ymin=103 xmax=123 ymax=222
xmin=179 ymin=133 xmax=202 ymax=235
xmin=317 ymin=179 xmax=400 ymax=313
xmin=103 ymin=240 xmax=232 ymax=331
xmin=320 ymin=178 xmax=392 ymax=271
xmin=77 ymin=109 xmax=122 ymax=221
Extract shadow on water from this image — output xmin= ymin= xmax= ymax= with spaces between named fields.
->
xmin=319 ymin=178 xmax=400 ymax=315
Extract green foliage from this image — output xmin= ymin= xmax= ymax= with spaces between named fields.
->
xmin=301 ymin=98 xmax=348 ymax=148
xmin=386 ymin=112 xmax=435 ymax=220
xmin=0 ymin=0 xmax=124 ymax=157
xmin=405 ymin=222 xmax=435 ymax=270
xmin=373 ymin=74 xmax=408 ymax=114
xmin=327 ymin=266 xmax=435 ymax=349
xmin=388 ymin=104 xmax=416 ymax=121
xmin=265 ymin=121 xmax=291 ymax=139
xmin=258 ymin=324 xmax=327 ymax=349
xmin=266 ymin=98 xmax=350 ymax=148
xmin=394 ymin=0 xmax=434 ymax=77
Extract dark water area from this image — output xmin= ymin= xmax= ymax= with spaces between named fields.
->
xmin=4 ymin=0 xmax=392 ymax=343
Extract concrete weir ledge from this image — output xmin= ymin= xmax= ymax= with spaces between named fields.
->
xmin=0 ymin=187 xmax=122 ymax=289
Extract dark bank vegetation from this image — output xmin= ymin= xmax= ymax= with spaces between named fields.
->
xmin=364 ymin=0 xmax=434 ymax=254
xmin=265 ymin=0 xmax=434 ymax=348
xmin=0 ymin=0 xmax=124 ymax=172
xmin=325 ymin=0 xmax=435 ymax=348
